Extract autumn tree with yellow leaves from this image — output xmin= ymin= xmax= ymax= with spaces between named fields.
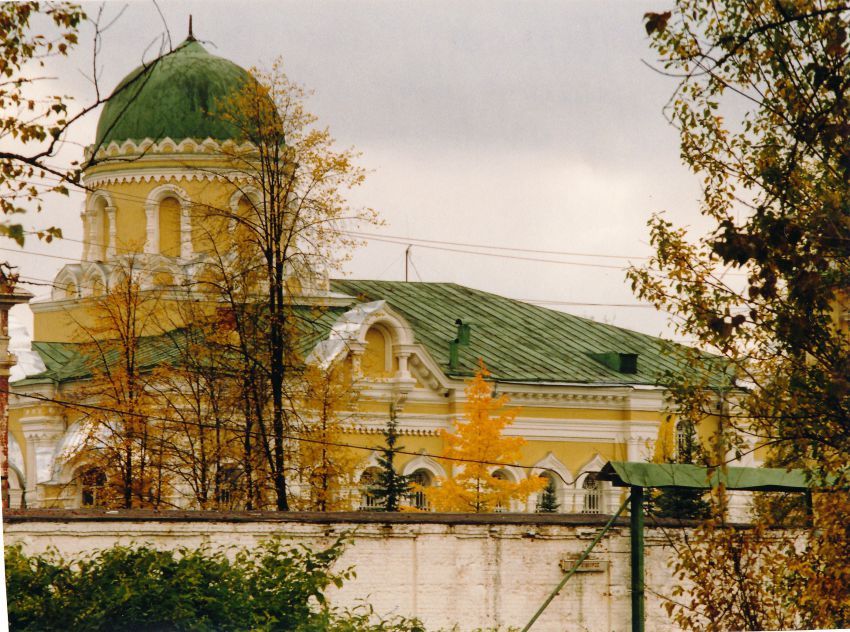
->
xmin=71 ymin=258 xmax=172 ymax=509
xmin=422 ymin=363 xmax=545 ymax=513
xmin=635 ymin=2 xmax=850 ymax=628
xmin=291 ymin=363 xmax=362 ymax=512
xmin=187 ymin=60 xmax=377 ymax=511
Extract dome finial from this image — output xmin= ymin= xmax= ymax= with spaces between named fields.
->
xmin=187 ymin=15 xmax=195 ymax=41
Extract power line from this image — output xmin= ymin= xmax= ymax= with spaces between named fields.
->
xmin=5 ymin=387 xmax=567 ymax=478
xmin=348 ymin=235 xmax=629 ymax=270
xmin=346 ymin=230 xmax=649 ymax=261
xmin=14 ymin=177 xmax=646 ymax=263
xmin=4 ymin=244 xmax=664 ymax=310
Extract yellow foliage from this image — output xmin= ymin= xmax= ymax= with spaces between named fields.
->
xmin=422 ymin=362 xmax=546 ymax=512
xmin=292 ymin=363 xmax=363 ymax=511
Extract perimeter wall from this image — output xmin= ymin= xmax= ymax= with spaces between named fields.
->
xmin=4 ymin=511 xmax=692 ymax=632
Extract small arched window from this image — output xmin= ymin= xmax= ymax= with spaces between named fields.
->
xmin=581 ymin=472 xmax=601 ymax=514
xmin=407 ymin=469 xmax=433 ymax=511
xmin=492 ymin=469 xmax=510 ymax=512
xmin=358 ymin=467 xmax=381 ymax=511
xmin=79 ymin=467 xmax=107 ymax=508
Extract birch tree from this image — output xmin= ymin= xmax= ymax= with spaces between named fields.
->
xmin=191 ymin=60 xmax=377 ymax=510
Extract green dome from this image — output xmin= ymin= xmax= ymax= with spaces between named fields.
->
xmin=95 ymin=38 xmax=253 ymax=147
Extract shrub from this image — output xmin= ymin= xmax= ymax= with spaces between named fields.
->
xmin=6 ymin=537 xmax=424 ymax=631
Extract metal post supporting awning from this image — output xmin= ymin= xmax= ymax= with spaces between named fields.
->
xmin=521 ymin=461 xmax=817 ymax=632
xmin=598 ymin=461 xmax=817 ymax=632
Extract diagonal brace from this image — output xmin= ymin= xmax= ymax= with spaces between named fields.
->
xmin=521 ymin=494 xmax=631 ymax=632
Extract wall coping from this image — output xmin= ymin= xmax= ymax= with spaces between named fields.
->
xmin=2 ymin=509 xmax=712 ymax=528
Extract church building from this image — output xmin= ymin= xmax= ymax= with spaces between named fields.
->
xmin=8 ymin=35 xmax=702 ymax=513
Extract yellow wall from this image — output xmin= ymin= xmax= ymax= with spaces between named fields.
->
xmin=33 ymin=295 xmax=208 ymax=342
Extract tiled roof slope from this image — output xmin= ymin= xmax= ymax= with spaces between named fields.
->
xmin=330 ymin=279 xmax=704 ymax=386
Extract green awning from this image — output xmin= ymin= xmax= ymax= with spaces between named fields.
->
xmin=599 ymin=461 xmax=811 ymax=491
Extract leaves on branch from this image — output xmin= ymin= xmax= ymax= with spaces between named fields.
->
xmin=644 ymin=11 xmax=672 ymax=36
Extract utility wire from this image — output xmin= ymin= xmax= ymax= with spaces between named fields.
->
xmin=5 ymin=387 xmax=570 ymax=478
xmin=6 ymin=249 xmax=661 ymax=310
xmin=2 ymin=386 xmax=775 ymax=479
xmin=345 ymin=230 xmax=649 ymax=261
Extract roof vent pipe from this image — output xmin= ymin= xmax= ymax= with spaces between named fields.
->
xmin=449 ymin=319 xmax=472 ymax=371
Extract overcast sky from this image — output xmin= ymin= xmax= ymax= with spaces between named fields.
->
xmin=10 ymin=0 xmax=708 ymax=344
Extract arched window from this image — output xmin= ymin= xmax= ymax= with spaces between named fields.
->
xmin=358 ymin=467 xmax=381 ymax=511
xmin=407 ymin=469 xmax=432 ymax=511
xmin=492 ymin=469 xmax=510 ymax=512
xmin=79 ymin=467 xmax=107 ymax=508
xmin=581 ymin=472 xmax=601 ymax=514
xmin=159 ymin=196 xmax=182 ymax=257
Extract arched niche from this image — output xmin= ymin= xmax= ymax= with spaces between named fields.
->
xmin=82 ymin=265 xmax=108 ymax=297
xmin=159 ymin=196 xmax=182 ymax=257
xmin=530 ymin=452 xmax=572 ymax=513
xmin=86 ymin=191 xmax=115 ymax=261
xmin=362 ymin=324 xmax=396 ymax=378
xmin=354 ymin=308 xmax=415 ymax=380
xmin=145 ymin=184 xmax=191 ymax=258
xmin=53 ymin=269 xmax=81 ymax=301
xmin=226 ymin=187 xmax=260 ymax=245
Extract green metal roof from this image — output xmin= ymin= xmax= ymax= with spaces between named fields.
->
xmin=330 ymin=279 xmax=716 ymax=386
xmin=95 ymin=38 xmax=255 ymax=147
xmin=17 ymin=281 xmax=716 ymax=388
xmin=15 ymin=306 xmax=345 ymax=387
xmin=599 ymin=461 xmax=812 ymax=491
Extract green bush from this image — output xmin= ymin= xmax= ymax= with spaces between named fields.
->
xmin=6 ymin=537 xmax=424 ymax=632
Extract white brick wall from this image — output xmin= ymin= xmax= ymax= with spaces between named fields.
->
xmin=4 ymin=512 xmax=691 ymax=632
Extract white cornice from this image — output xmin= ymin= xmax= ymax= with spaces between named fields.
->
xmin=83 ymin=137 xmax=254 ymax=187
xmin=10 ymin=383 xmax=58 ymax=408
xmin=83 ymin=167 xmax=233 ymax=187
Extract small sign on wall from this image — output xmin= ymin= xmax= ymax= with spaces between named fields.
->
xmin=559 ymin=556 xmax=609 ymax=573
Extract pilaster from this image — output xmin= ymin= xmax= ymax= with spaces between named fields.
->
xmin=19 ymin=414 xmax=65 ymax=507
xmin=144 ymin=203 xmax=157 ymax=254
xmin=105 ymin=206 xmax=117 ymax=258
